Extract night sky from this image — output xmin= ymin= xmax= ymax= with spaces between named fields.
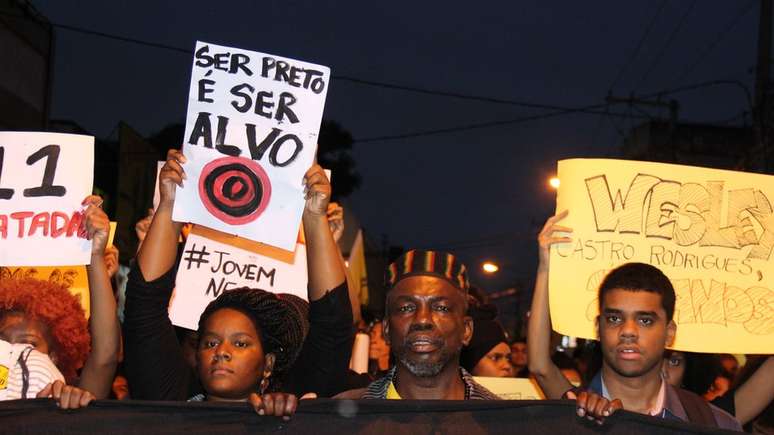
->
xmin=33 ymin=1 xmax=759 ymax=305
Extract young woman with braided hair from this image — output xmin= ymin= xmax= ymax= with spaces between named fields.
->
xmin=123 ymin=149 xmax=352 ymax=417
xmin=187 ymin=287 xmax=310 ymax=416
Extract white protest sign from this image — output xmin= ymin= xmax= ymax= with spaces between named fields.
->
xmin=550 ymin=159 xmax=774 ymax=354
xmin=169 ymin=225 xmax=308 ymax=330
xmin=173 ymin=41 xmax=330 ymax=251
xmin=473 ymin=377 xmax=545 ymax=400
xmin=0 ymin=132 xmax=93 ymax=266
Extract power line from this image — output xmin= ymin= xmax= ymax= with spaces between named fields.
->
xmin=1 ymin=11 xmax=754 ymax=145
xmin=637 ymin=0 xmax=697 ymax=89
xmin=353 ymin=80 xmax=752 ymax=144
xmin=2 ymin=11 xmax=752 ymax=113
xmin=609 ymin=0 xmax=669 ymax=91
xmin=0 ymin=11 xmax=676 ymax=119
xmin=0 ymin=11 xmax=195 ymax=54
xmin=334 ymin=76 xmax=611 ymax=114
xmin=353 ymin=104 xmax=651 ymax=144
xmin=672 ymin=0 xmax=756 ymax=85
xmin=641 ymin=79 xmax=753 ymax=111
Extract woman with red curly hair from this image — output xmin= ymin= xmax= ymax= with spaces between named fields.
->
xmin=0 ymin=277 xmax=90 ymax=381
xmin=0 ymin=196 xmax=120 ymax=406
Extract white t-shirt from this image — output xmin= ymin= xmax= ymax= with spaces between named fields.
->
xmin=0 ymin=339 xmax=64 ymax=400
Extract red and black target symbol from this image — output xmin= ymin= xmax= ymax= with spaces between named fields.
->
xmin=198 ymin=156 xmax=272 ymax=225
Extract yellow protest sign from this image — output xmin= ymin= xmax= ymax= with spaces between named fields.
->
xmin=108 ymin=221 xmax=117 ymax=247
xmin=0 ymin=266 xmax=90 ymax=318
xmin=550 ymin=158 xmax=774 ymax=354
xmin=0 ymin=222 xmax=117 ymax=320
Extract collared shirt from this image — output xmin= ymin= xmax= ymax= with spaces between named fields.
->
xmin=361 ymin=366 xmax=501 ymax=400
xmin=385 ymin=381 xmax=401 ymax=400
xmin=599 ymin=372 xmax=666 ymax=417
xmin=588 ymin=371 xmax=741 ymax=431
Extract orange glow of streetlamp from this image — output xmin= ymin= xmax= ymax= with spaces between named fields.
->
xmin=549 ymin=177 xmax=560 ymax=189
xmin=482 ymin=261 xmax=499 ymax=274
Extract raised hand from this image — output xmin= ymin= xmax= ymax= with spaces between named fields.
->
xmin=159 ymin=149 xmax=187 ymax=207
xmin=326 ymin=202 xmax=344 ymax=242
xmin=103 ymin=245 xmax=119 ymax=279
xmin=81 ymin=195 xmax=110 ymax=257
xmin=537 ymin=210 xmax=572 ymax=270
xmin=303 ymin=164 xmax=331 ymax=218
xmin=135 ymin=208 xmax=155 ymax=243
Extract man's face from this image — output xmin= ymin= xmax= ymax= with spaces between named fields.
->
xmin=385 ymin=276 xmax=472 ymax=377
xmin=510 ymin=342 xmax=528 ymax=368
xmin=598 ymin=289 xmax=675 ymax=379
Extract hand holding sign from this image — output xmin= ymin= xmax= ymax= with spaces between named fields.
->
xmin=537 ymin=210 xmax=572 ymax=269
xmin=303 ymin=164 xmax=331 ymax=218
xmin=160 ymin=150 xmax=187 ymax=207
xmin=81 ymin=195 xmax=110 ymax=257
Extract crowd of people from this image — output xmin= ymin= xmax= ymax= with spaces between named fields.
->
xmin=0 ymin=152 xmax=772 ymax=431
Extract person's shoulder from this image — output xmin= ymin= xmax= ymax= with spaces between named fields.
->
xmin=707 ymin=401 xmax=742 ymax=432
xmin=468 ymin=379 xmax=503 ymax=400
xmin=671 ymin=385 xmax=741 ymax=431
xmin=461 ymin=369 xmax=502 ymax=400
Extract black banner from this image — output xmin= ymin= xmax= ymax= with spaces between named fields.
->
xmin=1 ymin=399 xmax=738 ymax=434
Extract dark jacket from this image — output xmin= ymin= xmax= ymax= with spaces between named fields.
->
xmin=588 ymin=371 xmax=741 ymax=431
xmin=122 ymin=261 xmax=354 ymax=400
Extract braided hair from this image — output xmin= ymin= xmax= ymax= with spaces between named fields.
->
xmin=197 ymin=288 xmax=309 ymax=389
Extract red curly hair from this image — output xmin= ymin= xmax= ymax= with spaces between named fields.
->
xmin=0 ymin=278 xmax=90 ymax=381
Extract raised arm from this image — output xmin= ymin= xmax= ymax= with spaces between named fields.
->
xmin=302 ymin=164 xmax=347 ymax=301
xmin=528 ymin=211 xmax=573 ymax=399
xmin=78 ymin=195 xmax=120 ymax=399
xmin=137 ymin=149 xmax=186 ymax=281
xmin=287 ymin=165 xmax=354 ymax=397
xmin=327 ymin=202 xmax=362 ymax=325
xmin=733 ymin=356 xmax=774 ymax=424
xmin=122 ymin=149 xmax=194 ymax=400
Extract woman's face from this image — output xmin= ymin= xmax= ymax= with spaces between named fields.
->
xmin=704 ymin=376 xmax=731 ymax=401
xmin=662 ymin=351 xmax=686 ymax=387
xmin=197 ymin=308 xmax=267 ymax=401
xmin=472 ymin=342 xmax=514 ymax=378
xmin=0 ymin=312 xmax=54 ymax=356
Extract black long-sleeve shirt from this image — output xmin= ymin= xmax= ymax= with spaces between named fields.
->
xmin=122 ymin=261 xmax=353 ymax=400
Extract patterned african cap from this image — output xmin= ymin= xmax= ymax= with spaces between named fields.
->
xmin=385 ymin=249 xmax=469 ymax=292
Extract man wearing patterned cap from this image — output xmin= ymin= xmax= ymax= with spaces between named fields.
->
xmin=337 ymin=249 xmax=499 ymax=400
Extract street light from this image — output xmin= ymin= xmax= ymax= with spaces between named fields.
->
xmin=549 ymin=177 xmax=560 ymax=189
xmin=482 ymin=261 xmax=499 ymax=274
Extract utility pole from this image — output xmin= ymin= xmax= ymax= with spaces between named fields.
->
xmin=755 ymin=0 xmax=773 ymax=172
xmin=606 ymin=94 xmax=680 ymax=160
